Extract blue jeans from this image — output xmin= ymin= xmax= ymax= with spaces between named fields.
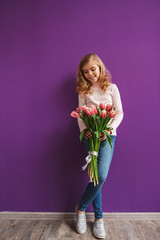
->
xmin=78 ymin=135 xmax=116 ymax=219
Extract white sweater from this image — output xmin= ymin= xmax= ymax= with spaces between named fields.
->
xmin=77 ymin=83 xmax=124 ymax=136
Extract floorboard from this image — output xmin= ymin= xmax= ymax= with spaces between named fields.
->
xmin=0 ymin=213 xmax=160 ymax=240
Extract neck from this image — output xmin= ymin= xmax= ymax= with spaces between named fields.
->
xmin=92 ymin=82 xmax=99 ymax=87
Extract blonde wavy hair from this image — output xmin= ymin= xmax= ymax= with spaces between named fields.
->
xmin=76 ymin=53 xmax=112 ymax=96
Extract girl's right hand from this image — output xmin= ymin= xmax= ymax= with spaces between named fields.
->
xmin=84 ymin=129 xmax=92 ymax=139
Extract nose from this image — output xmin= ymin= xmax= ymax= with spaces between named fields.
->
xmin=88 ymin=70 xmax=92 ymax=76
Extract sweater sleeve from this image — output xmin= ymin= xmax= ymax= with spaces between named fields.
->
xmin=77 ymin=95 xmax=87 ymax=132
xmin=109 ymin=84 xmax=124 ymax=131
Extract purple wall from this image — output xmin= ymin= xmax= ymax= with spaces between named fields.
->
xmin=0 ymin=0 xmax=160 ymax=212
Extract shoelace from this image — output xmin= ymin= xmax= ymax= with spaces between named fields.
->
xmin=78 ymin=213 xmax=85 ymax=223
xmin=96 ymin=220 xmax=103 ymax=228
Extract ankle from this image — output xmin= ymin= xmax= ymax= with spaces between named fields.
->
xmin=78 ymin=209 xmax=85 ymax=214
xmin=95 ymin=218 xmax=103 ymax=221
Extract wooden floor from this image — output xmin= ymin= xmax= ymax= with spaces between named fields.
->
xmin=0 ymin=213 xmax=160 ymax=240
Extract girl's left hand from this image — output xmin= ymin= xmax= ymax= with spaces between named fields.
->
xmin=99 ymin=130 xmax=111 ymax=142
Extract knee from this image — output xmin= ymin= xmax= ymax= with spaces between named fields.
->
xmin=98 ymin=175 xmax=106 ymax=186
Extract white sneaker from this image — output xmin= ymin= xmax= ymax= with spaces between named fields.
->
xmin=75 ymin=205 xmax=86 ymax=234
xmin=93 ymin=219 xmax=106 ymax=239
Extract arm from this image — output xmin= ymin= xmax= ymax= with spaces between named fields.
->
xmin=109 ymin=84 xmax=124 ymax=131
xmin=77 ymin=95 xmax=93 ymax=139
xmin=77 ymin=95 xmax=87 ymax=132
xmin=100 ymin=84 xmax=123 ymax=141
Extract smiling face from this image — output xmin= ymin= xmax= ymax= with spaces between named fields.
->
xmin=82 ymin=60 xmax=100 ymax=85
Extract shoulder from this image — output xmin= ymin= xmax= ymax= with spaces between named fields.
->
xmin=78 ymin=93 xmax=86 ymax=99
xmin=109 ymin=83 xmax=117 ymax=89
xmin=78 ymin=94 xmax=86 ymax=104
xmin=108 ymin=84 xmax=121 ymax=98
xmin=107 ymin=83 xmax=116 ymax=92
xmin=109 ymin=83 xmax=120 ymax=92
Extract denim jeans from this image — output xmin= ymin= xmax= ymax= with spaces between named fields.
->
xmin=78 ymin=135 xmax=116 ymax=219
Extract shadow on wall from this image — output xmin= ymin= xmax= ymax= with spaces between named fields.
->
xmin=50 ymin=75 xmax=88 ymax=212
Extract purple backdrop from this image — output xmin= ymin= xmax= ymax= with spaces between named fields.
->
xmin=0 ymin=0 xmax=160 ymax=212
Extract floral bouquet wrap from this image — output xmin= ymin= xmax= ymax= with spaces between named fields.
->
xmin=71 ymin=103 xmax=115 ymax=186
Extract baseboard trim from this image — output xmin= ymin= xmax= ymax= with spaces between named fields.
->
xmin=1 ymin=212 xmax=160 ymax=220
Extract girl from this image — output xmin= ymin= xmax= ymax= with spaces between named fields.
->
xmin=75 ymin=53 xmax=124 ymax=238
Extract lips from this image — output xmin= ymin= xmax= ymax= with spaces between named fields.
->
xmin=89 ymin=76 xmax=96 ymax=80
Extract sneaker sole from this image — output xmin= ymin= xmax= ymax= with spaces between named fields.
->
xmin=76 ymin=225 xmax=86 ymax=234
xmin=94 ymin=234 xmax=106 ymax=239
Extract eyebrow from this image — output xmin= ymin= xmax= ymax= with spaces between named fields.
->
xmin=82 ymin=66 xmax=96 ymax=71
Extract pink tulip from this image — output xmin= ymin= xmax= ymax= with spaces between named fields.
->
xmin=77 ymin=106 xmax=82 ymax=112
xmin=90 ymin=105 xmax=95 ymax=108
xmin=99 ymin=103 xmax=105 ymax=109
xmin=71 ymin=111 xmax=79 ymax=118
xmin=108 ymin=109 xmax=116 ymax=118
xmin=82 ymin=105 xmax=87 ymax=114
xmin=90 ymin=105 xmax=98 ymax=115
xmin=82 ymin=106 xmax=89 ymax=115
xmin=99 ymin=103 xmax=105 ymax=110
xmin=85 ymin=107 xmax=95 ymax=116
xmin=89 ymin=107 xmax=95 ymax=116
xmin=100 ymin=110 xmax=107 ymax=118
xmin=106 ymin=104 xmax=112 ymax=111
xmin=94 ymin=107 xmax=98 ymax=115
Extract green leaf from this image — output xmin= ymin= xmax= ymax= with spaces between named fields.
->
xmin=107 ymin=135 xmax=112 ymax=148
xmin=103 ymin=138 xmax=108 ymax=147
xmin=80 ymin=129 xmax=86 ymax=142
xmin=96 ymin=118 xmax=101 ymax=129
xmin=94 ymin=131 xmax=100 ymax=138
xmin=101 ymin=130 xmax=112 ymax=148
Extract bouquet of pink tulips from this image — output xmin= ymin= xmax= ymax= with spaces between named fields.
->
xmin=71 ymin=103 xmax=115 ymax=186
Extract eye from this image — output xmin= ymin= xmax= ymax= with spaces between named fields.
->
xmin=91 ymin=68 xmax=96 ymax=71
xmin=84 ymin=71 xmax=88 ymax=74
